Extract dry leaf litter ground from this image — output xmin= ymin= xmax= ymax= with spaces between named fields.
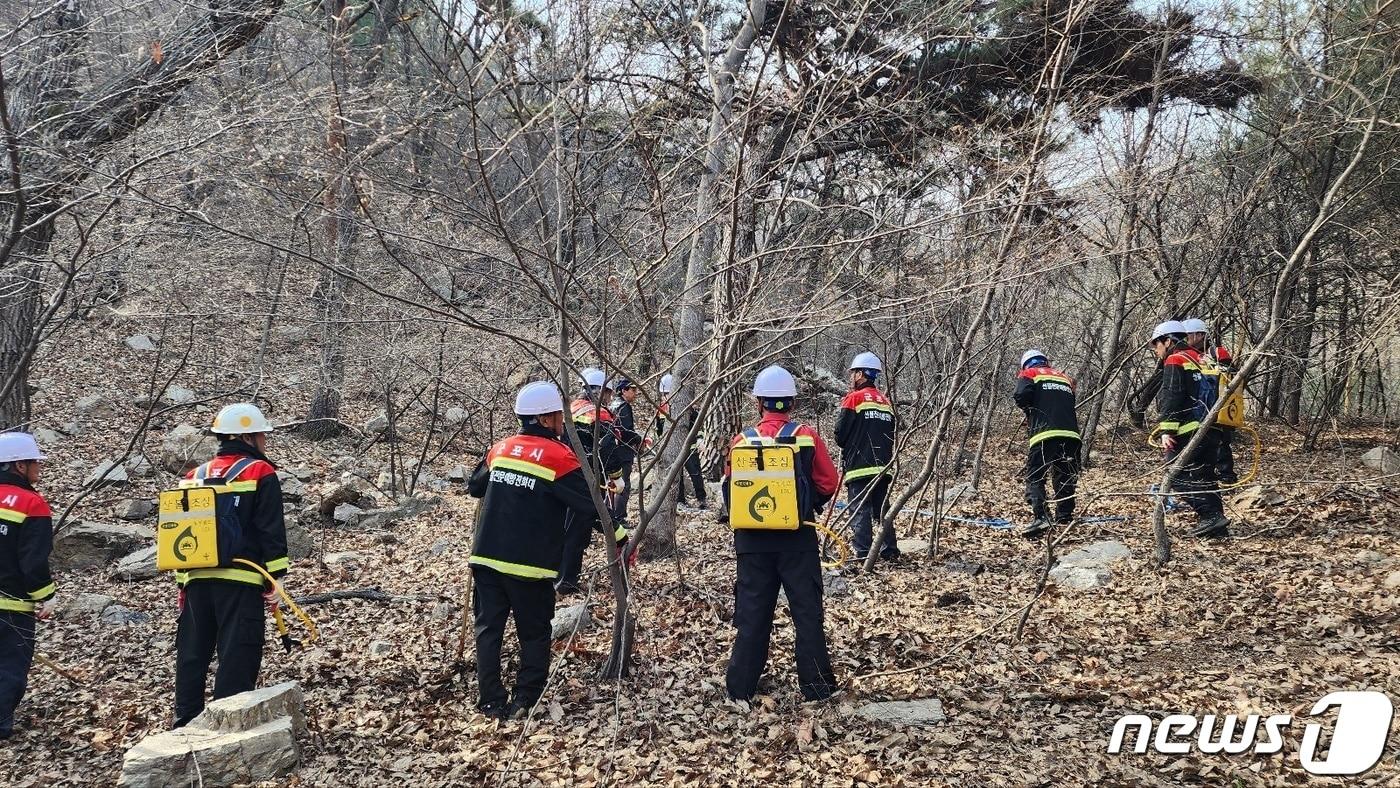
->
xmin=1 ymin=321 xmax=1397 ymax=786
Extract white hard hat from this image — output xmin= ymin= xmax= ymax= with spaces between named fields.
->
xmin=515 ymin=381 xmax=564 ymax=416
xmin=752 ymin=365 xmax=798 ymax=397
xmin=849 ymin=352 xmax=882 ymax=372
xmin=211 ymin=403 xmax=274 ymax=434
xmin=579 ymin=367 xmax=607 ymax=388
xmin=1149 ymin=320 xmax=1186 ymax=343
xmin=1181 ymin=318 xmax=1208 ymax=335
xmin=1021 ymin=349 xmax=1048 ymax=367
xmin=659 ymin=374 xmax=675 ymax=395
xmin=0 ymin=432 xmax=45 ymax=463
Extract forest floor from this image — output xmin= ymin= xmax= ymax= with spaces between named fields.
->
xmin=1 ymin=323 xmax=1398 ymax=786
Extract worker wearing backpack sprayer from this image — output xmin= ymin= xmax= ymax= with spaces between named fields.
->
xmin=0 ymin=433 xmax=57 ymax=740
xmin=467 ymin=382 xmax=601 ymax=720
xmin=834 ymin=352 xmax=898 ymax=561
xmin=163 ymin=403 xmax=296 ymax=728
xmin=722 ymin=365 xmax=839 ymax=704
xmin=1182 ymin=318 xmax=1239 ymax=486
xmin=558 ymin=368 xmax=628 ymax=595
xmin=1150 ymin=322 xmax=1231 ymax=539
xmin=1013 ymin=349 xmax=1082 ymax=539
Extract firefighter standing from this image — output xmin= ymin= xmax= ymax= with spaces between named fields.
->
xmin=1012 ymin=350 xmax=1082 ymax=538
xmin=722 ymin=365 xmax=838 ymax=703
xmin=1150 ymin=322 xmax=1231 ymax=539
xmin=0 ymin=433 xmax=56 ymax=740
xmin=1182 ymin=318 xmax=1237 ymax=486
xmin=467 ymin=382 xmax=599 ymax=719
xmin=658 ymin=374 xmax=707 ymax=510
xmin=833 ymin=352 xmax=898 ymax=561
xmin=174 ymin=404 xmax=289 ymax=727
xmin=607 ymin=377 xmax=650 ymax=525
xmin=558 ymin=368 xmax=627 ymax=595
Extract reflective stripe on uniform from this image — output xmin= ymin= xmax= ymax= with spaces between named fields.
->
xmin=1176 ymin=421 xmax=1200 ymax=434
xmin=1157 ymin=421 xmax=1179 ymax=432
xmin=0 ymin=507 xmax=26 ymax=523
xmin=177 ymin=567 xmax=265 ymax=586
xmin=27 ymin=582 xmax=55 ymax=601
xmin=844 ymin=466 xmax=887 ymax=481
xmin=0 ymin=597 xmax=35 ymax=613
xmin=1028 ymin=429 xmax=1080 ymax=446
xmin=490 ymin=456 xmax=558 ymax=481
xmin=468 ymin=555 xmax=558 ymax=580
xmin=854 ymin=401 xmax=893 ymax=413
xmin=614 ymin=525 xmax=628 ymax=541
xmin=1033 ymin=374 xmax=1072 ymax=385
xmin=265 ymin=556 xmax=290 ymax=573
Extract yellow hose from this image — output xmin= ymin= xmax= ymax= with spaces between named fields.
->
xmin=1145 ymin=425 xmax=1262 ymax=490
xmin=810 ymin=521 xmax=851 ymax=569
xmin=232 ymin=558 xmax=320 ymax=644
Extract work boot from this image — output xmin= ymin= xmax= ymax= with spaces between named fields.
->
xmin=1022 ymin=518 xmax=1052 ymax=539
xmin=478 ymin=700 xmax=509 ymax=720
xmin=1191 ymin=514 xmax=1231 ymax=539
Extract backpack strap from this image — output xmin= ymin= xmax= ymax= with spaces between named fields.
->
xmin=220 ymin=457 xmax=259 ymax=482
xmin=193 ymin=462 xmax=213 ymax=483
xmin=776 ymin=421 xmax=801 ymax=444
xmin=742 ymin=427 xmax=763 ymax=445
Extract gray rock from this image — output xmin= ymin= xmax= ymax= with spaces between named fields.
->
xmin=340 ymin=495 xmax=441 ymax=529
xmin=1048 ymin=540 xmax=1130 ymax=591
xmin=32 ymin=427 xmax=62 ymax=447
xmin=162 ymin=385 xmax=196 ymax=406
xmin=941 ymin=482 xmax=975 ymax=503
xmin=364 ymin=412 xmax=389 ymax=434
xmin=853 ymin=698 xmax=946 ymax=727
xmin=368 ymin=640 xmax=394 ymax=656
xmin=61 ymin=421 xmax=82 ymax=436
xmin=57 ymin=593 xmax=115 ymax=619
xmin=86 ymin=459 xmax=130 ymax=487
xmin=286 ymin=521 xmax=313 ymax=560
xmin=1361 ymin=446 xmax=1400 ymax=474
xmin=195 ymin=682 xmax=306 ymax=738
xmin=52 ymin=522 xmax=149 ymax=571
xmin=323 ymin=551 xmax=365 ymax=569
xmin=897 ymin=538 xmax=929 ymax=554
xmin=1356 ymin=550 xmax=1389 ymax=565
xmin=822 ymin=571 xmax=850 ymax=596
xmin=75 ymin=393 xmax=112 ymax=416
xmin=447 ymin=465 xmax=468 ymax=482
xmin=160 ymin=425 xmax=218 ymax=474
xmin=1048 ymin=564 xmax=1113 ymax=590
xmin=429 ymin=600 xmax=454 ymax=622
xmin=113 ymin=545 xmax=159 ymax=581
xmin=125 ymin=334 xmax=158 ymax=352
xmin=277 ymin=471 xmax=306 ymax=502
xmin=332 ymin=503 xmax=363 ymax=525
xmin=126 ymin=453 xmax=153 ymax=477
xmin=101 ymin=604 xmax=152 ymax=626
xmin=552 ymin=604 xmax=592 ymax=639
xmin=119 ymin=683 xmax=304 ymax=788
xmin=1384 ymin=570 xmax=1400 ymax=590
xmin=119 ymin=499 xmax=157 ymax=521
xmin=443 ymin=406 xmax=468 ymax=425
xmin=288 ymin=466 xmax=315 ymax=482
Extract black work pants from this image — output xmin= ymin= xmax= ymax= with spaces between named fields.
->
xmin=0 ymin=610 xmax=35 ymax=736
xmin=675 ymin=449 xmax=705 ymax=504
xmin=557 ymin=510 xmax=594 ymax=594
xmin=472 ymin=565 xmax=555 ymax=711
xmin=174 ymin=581 xmax=265 ymax=727
xmin=609 ymin=461 xmax=633 ymax=524
xmin=1216 ymin=427 xmax=1237 ymax=485
xmin=1024 ymin=437 xmax=1081 ymax=523
xmin=1166 ymin=428 xmax=1224 ymax=520
xmin=726 ymin=550 xmax=835 ymax=702
xmin=847 ymin=476 xmax=896 ymax=558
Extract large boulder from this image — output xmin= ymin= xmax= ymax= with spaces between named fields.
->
xmin=56 ymin=593 xmax=115 ymax=619
xmin=113 ymin=545 xmax=159 ymax=581
xmin=119 ymin=499 xmax=157 ymax=521
xmin=119 ymin=683 xmax=304 ymax=788
xmin=85 ymin=459 xmax=130 ymax=488
xmin=75 ymin=393 xmax=114 ymax=416
xmin=160 ymin=425 xmax=218 ymax=474
xmin=1361 ymin=446 xmax=1400 ymax=474
xmin=52 ymin=522 xmax=149 ymax=571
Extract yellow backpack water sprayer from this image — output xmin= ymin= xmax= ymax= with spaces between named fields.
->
xmin=727 ymin=424 xmax=803 ymax=530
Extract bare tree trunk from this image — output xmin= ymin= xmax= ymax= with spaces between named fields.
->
xmin=640 ymin=0 xmax=768 ymax=558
